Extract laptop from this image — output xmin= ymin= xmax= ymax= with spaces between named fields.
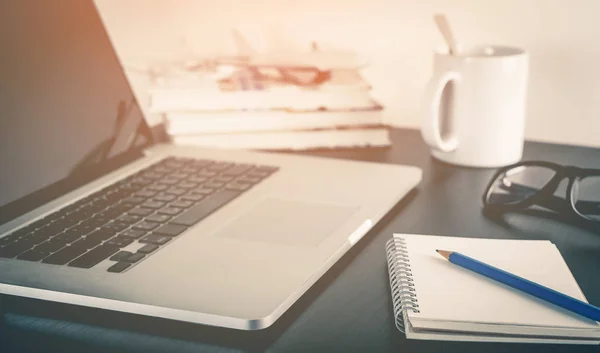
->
xmin=0 ymin=1 xmax=421 ymax=330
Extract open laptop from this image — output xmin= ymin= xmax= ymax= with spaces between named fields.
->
xmin=0 ymin=1 xmax=421 ymax=330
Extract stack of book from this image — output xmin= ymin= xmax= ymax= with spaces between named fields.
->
xmin=148 ymin=69 xmax=390 ymax=150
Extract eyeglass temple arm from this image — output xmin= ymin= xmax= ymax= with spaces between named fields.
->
xmin=581 ymin=168 xmax=600 ymax=176
xmin=503 ymin=183 xmax=600 ymax=215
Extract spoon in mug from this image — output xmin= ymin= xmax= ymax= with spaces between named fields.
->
xmin=434 ymin=14 xmax=459 ymax=55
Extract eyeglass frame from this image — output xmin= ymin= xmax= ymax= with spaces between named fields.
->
xmin=482 ymin=160 xmax=600 ymax=221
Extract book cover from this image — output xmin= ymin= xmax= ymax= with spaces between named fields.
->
xmin=149 ymin=70 xmax=374 ymax=112
xmin=171 ymin=126 xmax=391 ymax=151
xmin=164 ymin=104 xmax=383 ymax=135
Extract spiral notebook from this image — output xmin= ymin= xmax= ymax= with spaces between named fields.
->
xmin=385 ymin=234 xmax=600 ymax=344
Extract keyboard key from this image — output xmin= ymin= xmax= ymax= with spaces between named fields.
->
xmin=180 ymin=166 xmax=200 ymax=174
xmin=153 ymin=194 xmax=176 ymax=203
xmin=181 ymin=194 xmax=205 ymax=202
xmin=0 ymin=231 xmax=24 ymax=246
xmin=177 ymin=182 xmax=198 ymax=189
xmin=133 ymin=221 xmax=159 ymax=231
xmin=110 ymin=251 xmax=134 ymax=262
xmin=129 ymin=207 xmax=154 ymax=216
xmin=197 ymin=170 xmax=217 ymax=178
xmin=141 ymin=201 xmax=165 ymax=209
xmin=82 ymin=217 xmax=108 ymax=229
xmin=75 ymin=209 xmax=96 ymax=219
xmin=87 ymin=201 xmax=110 ymax=211
xmin=108 ymin=262 xmax=131 ymax=273
xmin=170 ymin=173 xmax=189 ymax=180
xmin=165 ymin=188 xmax=186 ymax=196
xmin=42 ymin=243 xmax=89 ymax=265
xmin=135 ymin=190 xmax=157 ymax=198
xmin=65 ymin=207 xmax=89 ymax=220
xmin=105 ymin=236 xmax=133 ymax=247
xmin=103 ymin=222 xmax=129 ymax=232
xmin=254 ymin=165 xmax=279 ymax=173
xmin=187 ymin=176 xmax=207 ymax=184
xmin=34 ymin=239 xmax=67 ymax=254
xmin=123 ymin=196 xmax=146 ymax=204
xmin=44 ymin=219 xmax=70 ymax=233
xmin=16 ymin=249 xmax=49 ymax=262
xmin=142 ymin=172 xmax=164 ymax=180
xmin=116 ymin=201 xmax=137 ymax=212
xmin=120 ymin=229 xmax=146 ymax=239
xmin=71 ymin=236 xmax=102 ymax=249
xmin=145 ymin=214 xmax=171 ymax=223
xmin=21 ymin=232 xmax=47 ymax=246
xmin=28 ymin=219 xmax=49 ymax=230
xmin=236 ymin=176 xmax=261 ymax=185
xmin=190 ymin=159 xmax=213 ymax=168
xmin=204 ymin=181 xmax=225 ymax=189
xmin=12 ymin=236 xmax=40 ymax=248
xmin=170 ymin=200 xmax=194 ymax=209
xmin=213 ymin=176 xmax=234 ymax=183
xmin=86 ymin=229 xmax=117 ymax=242
xmin=163 ymin=158 xmax=186 ymax=168
xmin=70 ymin=224 xmax=96 ymax=235
xmin=59 ymin=217 xmax=81 ymax=229
xmin=126 ymin=253 xmax=145 ymax=263
xmin=95 ymin=208 xmax=121 ymax=220
xmin=225 ymin=183 xmax=251 ymax=191
xmin=246 ymin=170 xmax=270 ymax=179
xmin=13 ymin=227 xmax=35 ymax=237
xmin=31 ymin=228 xmax=59 ymax=241
xmin=152 ymin=166 xmax=171 ymax=174
xmin=190 ymin=187 xmax=215 ymax=195
xmin=154 ymin=224 xmax=187 ymax=237
xmin=147 ymin=183 xmax=168 ymax=192
xmin=130 ymin=177 xmax=153 ymax=187
xmin=140 ymin=234 xmax=171 ymax=245
xmin=208 ymin=162 xmax=234 ymax=171
xmin=117 ymin=215 xmax=143 ymax=224
xmin=137 ymin=244 xmax=158 ymax=254
xmin=160 ymin=178 xmax=179 ymax=185
xmin=222 ymin=164 xmax=253 ymax=176
xmin=158 ymin=207 xmax=183 ymax=216
xmin=0 ymin=247 xmax=19 ymax=258
xmin=68 ymin=245 xmax=120 ymax=268
xmin=54 ymin=229 xmax=83 ymax=242
xmin=170 ymin=190 xmax=242 ymax=227
xmin=0 ymin=236 xmax=48 ymax=257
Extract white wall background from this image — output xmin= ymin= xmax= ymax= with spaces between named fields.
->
xmin=95 ymin=0 xmax=600 ymax=147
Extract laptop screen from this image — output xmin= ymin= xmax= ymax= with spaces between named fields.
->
xmin=0 ymin=1 xmax=151 ymax=221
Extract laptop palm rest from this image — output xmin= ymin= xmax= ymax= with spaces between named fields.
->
xmin=216 ymin=198 xmax=358 ymax=248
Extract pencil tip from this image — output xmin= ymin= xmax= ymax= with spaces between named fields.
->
xmin=436 ymin=249 xmax=452 ymax=260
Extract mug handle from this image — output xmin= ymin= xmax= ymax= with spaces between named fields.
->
xmin=421 ymin=71 xmax=460 ymax=152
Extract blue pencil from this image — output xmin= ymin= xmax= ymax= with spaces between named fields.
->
xmin=436 ymin=250 xmax=600 ymax=322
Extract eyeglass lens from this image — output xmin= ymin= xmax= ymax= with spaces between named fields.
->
xmin=572 ymin=176 xmax=600 ymax=221
xmin=486 ymin=166 xmax=556 ymax=205
xmin=255 ymin=67 xmax=322 ymax=85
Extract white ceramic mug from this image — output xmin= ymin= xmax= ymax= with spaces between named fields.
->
xmin=421 ymin=45 xmax=529 ymax=168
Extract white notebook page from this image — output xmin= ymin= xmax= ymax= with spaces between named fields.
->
xmin=396 ymin=234 xmax=600 ymax=338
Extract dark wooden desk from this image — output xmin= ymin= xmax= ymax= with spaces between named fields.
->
xmin=2 ymin=128 xmax=600 ymax=353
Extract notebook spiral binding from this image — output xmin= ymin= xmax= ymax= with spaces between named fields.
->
xmin=386 ymin=236 xmax=419 ymax=333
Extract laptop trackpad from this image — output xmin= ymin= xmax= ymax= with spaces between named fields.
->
xmin=216 ymin=198 xmax=358 ymax=247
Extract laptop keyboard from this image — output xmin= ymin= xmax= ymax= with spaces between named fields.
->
xmin=0 ymin=157 xmax=278 ymax=273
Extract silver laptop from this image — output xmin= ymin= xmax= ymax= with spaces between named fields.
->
xmin=0 ymin=1 xmax=421 ymax=330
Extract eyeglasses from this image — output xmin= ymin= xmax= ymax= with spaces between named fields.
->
xmin=482 ymin=161 xmax=600 ymax=222
xmin=216 ymin=65 xmax=331 ymax=88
